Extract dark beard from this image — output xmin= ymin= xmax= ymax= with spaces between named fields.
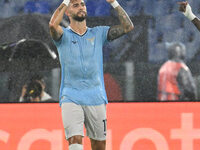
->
xmin=73 ymin=12 xmax=87 ymax=22
xmin=73 ymin=15 xmax=86 ymax=22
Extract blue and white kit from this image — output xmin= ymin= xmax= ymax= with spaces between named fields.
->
xmin=53 ymin=26 xmax=110 ymax=106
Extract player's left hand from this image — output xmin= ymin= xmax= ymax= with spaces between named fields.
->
xmin=106 ymin=0 xmax=115 ymax=4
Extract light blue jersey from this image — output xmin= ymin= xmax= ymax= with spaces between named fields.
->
xmin=53 ymin=26 xmax=110 ymax=106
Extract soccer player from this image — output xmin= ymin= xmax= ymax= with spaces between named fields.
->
xmin=178 ymin=1 xmax=200 ymax=31
xmin=49 ymin=0 xmax=134 ymax=150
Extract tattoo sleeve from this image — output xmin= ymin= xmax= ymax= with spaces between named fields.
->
xmin=192 ymin=18 xmax=200 ymax=31
xmin=49 ymin=4 xmax=67 ymax=41
xmin=107 ymin=6 xmax=134 ymax=41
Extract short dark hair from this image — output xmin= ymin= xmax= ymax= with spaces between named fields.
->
xmin=30 ymin=74 xmax=45 ymax=85
xmin=167 ymin=42 xmax=186 ymax=60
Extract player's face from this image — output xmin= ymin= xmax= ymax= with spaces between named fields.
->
xmin=69 ymin=0 xmax=87 ymax=22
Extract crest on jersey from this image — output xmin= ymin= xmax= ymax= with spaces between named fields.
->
xmin=87 ymin=37 xmax=95 ymax=45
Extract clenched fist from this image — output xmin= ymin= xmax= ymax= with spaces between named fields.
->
xmin=178 ymin=1 xmax=196 ymax=21
xmin=106 ymin=0 xmax=115 ymax=4
xmin=178 ymin=1 xmax=188 ymax=12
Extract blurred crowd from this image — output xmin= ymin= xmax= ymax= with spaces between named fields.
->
xmin=1 ymin=0 xmax=200 ymax=63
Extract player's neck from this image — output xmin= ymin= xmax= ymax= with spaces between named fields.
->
xmin=70 ymin=21 xmax=87 ymax=35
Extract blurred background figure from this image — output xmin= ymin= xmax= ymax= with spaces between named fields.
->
xmin=0 ymin=0 xmax=16 ymax=18
xmin=157 ymin=42 xmax=197 ymax=101
xmin=23 ymin=80 xmax=42 ymax=102
xmin=19 ymin=74 xmax=53 ymax=102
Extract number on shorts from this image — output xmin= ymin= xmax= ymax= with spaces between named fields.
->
xmin=103 ymin=119 xmax=107 ymax=136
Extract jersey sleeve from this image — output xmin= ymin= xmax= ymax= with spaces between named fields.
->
xmin=98 ymin=26 xmax=110 ymax=44
xmin=52 ymin=26 xmax=67 ymax=50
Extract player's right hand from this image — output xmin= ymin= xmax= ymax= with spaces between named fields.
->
xmin=177 ymin=1 xmax=188 ymax=12
xmin=63 ymin=0 xmax=70 ymax=6
xmin=106 ymin=0 xmax=115 ymax=4
xmin=178 ymin=1 xmax=196 ymax=21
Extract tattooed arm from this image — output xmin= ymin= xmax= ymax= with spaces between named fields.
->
xmin=106 ymin=0 xmax=134 ymax=41
xmin=49 ymin=3 xmax=68 ymax=41
xmin=191 ymin=18 xmax=200 ymax=31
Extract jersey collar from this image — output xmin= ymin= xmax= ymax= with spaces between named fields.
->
xmin=68 ymin=26 xmax=88 ymax=36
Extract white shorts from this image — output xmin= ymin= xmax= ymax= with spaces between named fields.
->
xmin=61 ymin=103 xmax=107 ymax=141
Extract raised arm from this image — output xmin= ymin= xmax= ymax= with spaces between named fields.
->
xmin=178 ymin=1 xmax=200 ymax=31
xmin=49 ymin=0 xmax=69 ymax=41
xmin=106 ymin=0 xmax=134 ymax=41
